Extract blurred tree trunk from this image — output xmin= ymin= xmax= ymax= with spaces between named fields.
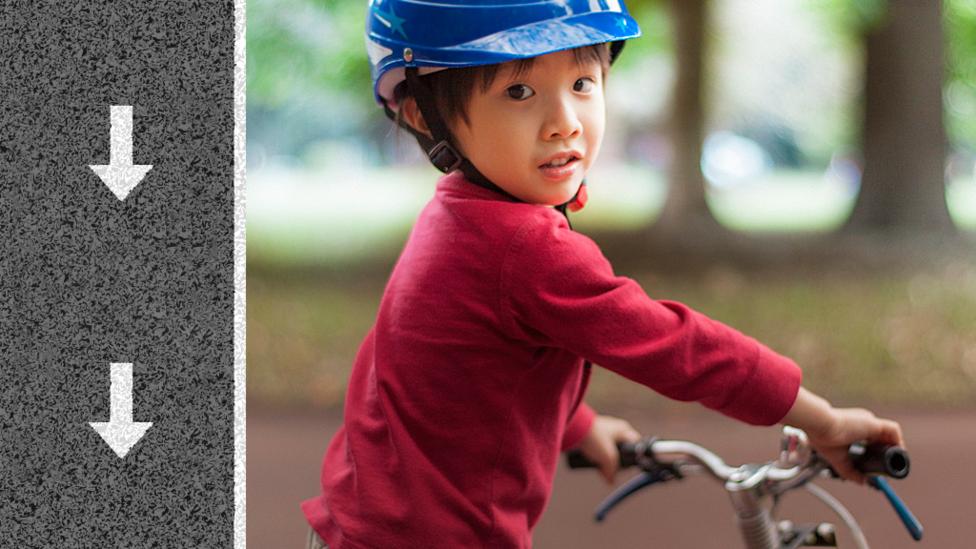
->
xmin=653 ymin=0 xmax=725 ymax=238
xmin=845 ymin=0 xmax=954 ymax=235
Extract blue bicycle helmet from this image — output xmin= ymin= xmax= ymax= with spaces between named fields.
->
xmin=365 ymin=0 xmax=641 ymax=215
xmin=367 ymin=0 xmax=641 ymax=105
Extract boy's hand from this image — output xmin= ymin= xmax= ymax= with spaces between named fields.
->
xmin=806 ymin=407 xmax=905 ymax=485
xmin=576 ymin=415 xmax=641 ymax=485
xmin=782 ymin=387 xmax=905 ymax=485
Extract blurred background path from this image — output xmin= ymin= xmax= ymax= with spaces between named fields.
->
xmin=248 ymin=405 xmax=974 ymax=548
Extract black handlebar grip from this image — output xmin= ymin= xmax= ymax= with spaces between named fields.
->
xmin=849 ymin=443 xmax=910 ymax=479
xmin=566 ymin=442 xmax=639 ymax=469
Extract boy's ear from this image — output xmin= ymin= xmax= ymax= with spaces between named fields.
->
xmin=398 ymin=97 xmax=432 ymax=140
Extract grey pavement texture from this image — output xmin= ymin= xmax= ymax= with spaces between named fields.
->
xmin=0 ymin=1 xmax=235 ymax=546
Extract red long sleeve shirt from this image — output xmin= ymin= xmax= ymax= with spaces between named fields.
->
xmin=301 ymin=172 xmax=802 ymax=548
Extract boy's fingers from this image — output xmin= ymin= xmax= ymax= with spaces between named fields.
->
xmin=841 ymin=465 xmax=865 ymax=485
xmin=616 ymin=428 xmax=641 ymax=444
xmin=827 ymin=451 xmax=865 ymax=485
xmin=611 ymin=419 xmax=641 ymax=442
xmin=866 ymin=418 xmax=903 ymax=447
xmin=883 ymin=420 xmax=905 ymax=448
xmin=602 ymin=439 xmax=620 ymax=483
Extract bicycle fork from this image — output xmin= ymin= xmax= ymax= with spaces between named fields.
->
xmin=726 ymin=465 xmax=839 ymax=549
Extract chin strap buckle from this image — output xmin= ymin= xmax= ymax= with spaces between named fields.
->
xmin=428 ymin=140 xmax=463 ymax=173
xmin=567 ymin=182 xmax=588 ymax=212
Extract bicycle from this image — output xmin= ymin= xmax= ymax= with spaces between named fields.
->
xmin=566 ymin=426 xmax=922 ymax=548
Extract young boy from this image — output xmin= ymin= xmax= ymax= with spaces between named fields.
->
xmin=301 ymin=2 xmax=904 ymax=547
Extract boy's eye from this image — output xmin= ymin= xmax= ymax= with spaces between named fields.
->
xmin=574 ymin=77 xmax=596 ymax=93
xmin=506 ymin=84 xmax=535 ymax=100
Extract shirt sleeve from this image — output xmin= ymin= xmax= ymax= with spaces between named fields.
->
xmin=560 ymin=401 xmax=596 ymax=451
xmin=499 ymin=216 xmax=802 ymax=426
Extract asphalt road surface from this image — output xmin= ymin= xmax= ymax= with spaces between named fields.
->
xmin=248 ymin=406 xmax=974 ymax=548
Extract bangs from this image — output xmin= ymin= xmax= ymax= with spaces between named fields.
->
xmin=394 ymin=44 xmax=612 ymax=127
xmin=572 ymin=43 xmax=610 ymax=72
xmin=479 ymin=43 xmax=610 ymax=93
xmin=478 ymin=58 xmax=536 ymax=94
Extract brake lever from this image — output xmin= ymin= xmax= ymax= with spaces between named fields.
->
xmin=868 ymin=476 xmax=923 ymax=541
xmin=593 ymin=466 xmax=681 ymax=522
xmin=819 ymin=445 xmax=923 ymax=542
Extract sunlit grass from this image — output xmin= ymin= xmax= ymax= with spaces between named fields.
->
xmin=949 ymin=177 xmax=976 ymax=230
xmin=248 ymin=166 xmax=976 ymax=266
xmin=248 ymin=263 xmax=976 ymax=409
xmin=247 ymin=163 xmax=668 ymax=265
xmin=707 ymin=170 xmax=855 ymax=232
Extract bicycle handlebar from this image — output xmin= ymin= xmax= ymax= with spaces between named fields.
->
xmin=849 ymin=442 xmax=910 ymax=478
xmin=566 ymin=439 xmax=909 ymax=481
xmin=566 ymin=432 xmax=921 ymax=544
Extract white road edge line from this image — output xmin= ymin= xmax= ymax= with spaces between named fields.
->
xmin=234 ymin=0 xmax=247 ymax=545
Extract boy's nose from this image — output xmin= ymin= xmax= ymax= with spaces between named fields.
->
xmin=543 ymin=98 xmax=583 ymax=140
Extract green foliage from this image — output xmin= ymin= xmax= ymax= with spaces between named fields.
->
xmin=247 ymin=0 xmax=372 ymax=110
xmin=611 ymin=0 xmax=672 ymax=70
xmin=947 ymin=0 xmax=976 ymax=150
xmin=810 ymin=0 xmax=976 ymax=151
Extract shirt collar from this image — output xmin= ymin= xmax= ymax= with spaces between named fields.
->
xmin=435 ymin=170 xmax=521 ymax=203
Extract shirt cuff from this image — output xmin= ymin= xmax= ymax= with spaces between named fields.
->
xmin=717 ymin=344 xmax=803 ymax=426
xmin=560 ymin=401 xmax=597 ymax=451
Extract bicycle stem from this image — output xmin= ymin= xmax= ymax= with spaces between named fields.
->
xmin=726 ymin=465 xmax=780 ymax=549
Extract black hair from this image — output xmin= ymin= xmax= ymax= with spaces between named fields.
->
xmin=393 ymin=44 xmax=611 ymax=130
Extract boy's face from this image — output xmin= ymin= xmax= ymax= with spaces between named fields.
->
xmin=452 ymin=49 xmax=606 ymax=206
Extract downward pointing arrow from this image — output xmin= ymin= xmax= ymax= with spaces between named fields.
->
xmin=89 ymin=362 xmax=153 ymax=458
xmin=89 ymin=105 xmax=153 ymax=201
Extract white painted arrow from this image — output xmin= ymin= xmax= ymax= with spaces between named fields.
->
xmin=89 ymin=105 xmax=153 ymax=201
xmin=89 ymin=362 xmax=153 ymax=458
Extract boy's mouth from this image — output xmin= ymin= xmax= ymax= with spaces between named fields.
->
xmin=538 ymin=151 xmax=583 ymax=182
xmin=538 ymin=151 xmax=582 ymax=169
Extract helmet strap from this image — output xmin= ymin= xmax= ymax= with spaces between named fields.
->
xmin=401 ymin=68 xmax=522 ymax=202
xmin=609 ymin=41 xmax=626 ymax=64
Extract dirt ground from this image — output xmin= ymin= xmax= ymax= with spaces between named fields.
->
xmin=247 ymin=406 xmax=974 ymax=548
